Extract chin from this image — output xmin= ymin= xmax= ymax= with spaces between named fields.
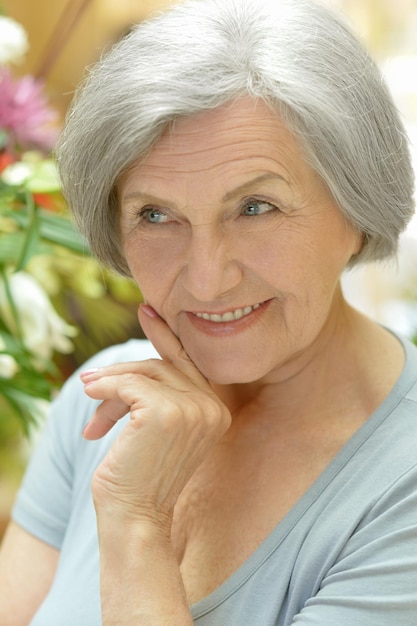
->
xmin=189 ymin=352 xmax=270 ymax=386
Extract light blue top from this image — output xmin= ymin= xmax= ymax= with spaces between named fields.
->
xmin=12 ymin=335 xmax=417 ymax=625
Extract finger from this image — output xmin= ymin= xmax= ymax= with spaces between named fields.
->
xmin=80 ymin=358 xmax=196 ymax=390
xmin=81 ymin=370 xmax=169 ymax=439
xmin=138 ymin=304 xmax=207 ymax=384
xmin=82 ymin=373 xmax=145 ymax=440
xmin=82 ymin=397 xmax=129 ymax=440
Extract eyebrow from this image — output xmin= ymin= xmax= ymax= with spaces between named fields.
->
xmin=222 ymin=173 xmax=287 ymax=202
xmin=122 ymin=172 xmax=287 ymax=206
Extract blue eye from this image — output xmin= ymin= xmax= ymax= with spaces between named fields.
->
xmin=139 ymin=208 xmax=168 ymax=223
xmin=241 ymin=199 xmax=277 ymax=216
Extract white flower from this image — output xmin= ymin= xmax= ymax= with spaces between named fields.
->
xmin=0 ymin=272 xmax=77 ymax=364
xmin=1 ymin=155 xmax=61 ymax=191
xmin=0 ymin=354 xmax=19 ymax=378
xmin=0 ymin=16 xmax=29 ymax=64
xmin=1 ymin=161 xmax=32 ymax=186
xmin=0 ymin=336 xmax=19 ymax=378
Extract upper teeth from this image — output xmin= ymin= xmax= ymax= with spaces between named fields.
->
xmin=194 ymin=303 xmax=261 ymax=323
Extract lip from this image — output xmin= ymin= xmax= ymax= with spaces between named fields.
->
xmin=185 ymin=300 xmax=271 ymax=336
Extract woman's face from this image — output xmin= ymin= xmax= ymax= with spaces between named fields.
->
xmin=118 ymin=98 xmax=361 ymax=385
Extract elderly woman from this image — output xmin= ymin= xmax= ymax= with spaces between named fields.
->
xmin=1 ymin=0 xmax=416 ymax=624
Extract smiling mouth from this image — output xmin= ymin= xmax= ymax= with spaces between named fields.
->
xmin=193 ymin=302 xmax=263 ymax=323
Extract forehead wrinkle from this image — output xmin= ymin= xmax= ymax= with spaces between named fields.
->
xmin=158 ymin=105 xmax=298 ymax=161
xmin=124 ymin=171 xmax=288 ymax=206
xmin=119 ymin=99 xmax=320 ymax=208
xmin=137 ymin=151 xmax=295 ymax=182
xmin=123 ymin=100 xmax=307 ymax=186
xmin=146 ymin=136 xmax=271 ymax=162
xmin=166 ymin=105 xmax=279 ymax=137
xmin=153 ymin=124 xmax=298 ymax=158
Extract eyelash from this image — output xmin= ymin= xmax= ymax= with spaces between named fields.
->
xmin=240 ymin=197 xmax=280 ymax=217
xmin=134 ymin=196 xmax=281 ymax=225
xmin=136 ymin=207 xmax=169 ymax=224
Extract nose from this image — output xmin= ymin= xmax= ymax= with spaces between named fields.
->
xmin=181 ymin=225 xmax=243 ymax=302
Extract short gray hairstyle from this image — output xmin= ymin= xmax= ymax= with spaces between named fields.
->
xmin=57 ymin=0 xmax=415 ymax=277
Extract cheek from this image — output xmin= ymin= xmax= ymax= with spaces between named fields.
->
xmin=292 ymin=216 xmax=359 ymax=286
xmin=124 ymin=237 xmax=183 ymax=303
xmin=233 ymin=222 xmax=294 ymax=276
xmin=259 ymin=226 xmax=351 ymax=317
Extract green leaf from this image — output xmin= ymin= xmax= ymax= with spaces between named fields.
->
xmin=38 ymin=211 xmax=88 ymax=253
xmin=0 ymin=233 xmax=24 ymax=265
xmin=0 ymin=386 xmax=45 ymax=435
xmin=15 ymin=195 xmax=40 ymax=271
xmin=0 ymin=207 xmax=88 ymax=256
xmin=0 ymin=328 xmax=23 ymax=352
xmin=0 ymin=266 xmax=23 ymax=340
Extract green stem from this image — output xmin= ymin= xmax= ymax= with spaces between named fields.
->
xmin=0 ymin=265 xmax=24 ymax=343
xmin=15 ymin=189 xmax=39 ymax=272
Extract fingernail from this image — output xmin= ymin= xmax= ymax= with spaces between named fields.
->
xmin=80 ymin=368 xmax=99 ymax=380
xmin=140 ymin=304 xmax=160 ymax=319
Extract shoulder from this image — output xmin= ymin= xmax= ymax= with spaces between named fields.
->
xmin=389 ymin=333 xmax=417 ymax=415
xmin=359 ymin=334 xmax=417 ymax=481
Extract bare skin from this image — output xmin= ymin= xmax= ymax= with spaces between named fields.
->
xmin=0 ymin=522 xmax=59 ymax=626
xmin=0 ymin=98 xmax=405 ymax=625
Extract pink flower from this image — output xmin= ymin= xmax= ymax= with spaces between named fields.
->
xmin=0 ymin=67 xmax=59 ymax=152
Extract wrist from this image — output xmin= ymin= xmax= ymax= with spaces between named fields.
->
xmin=95 ymin=505 xmax=174 ymax=555
xmin=96 ymin=509 xmax=192 ymax=626
xmin=92 ymin=481 xmax=174 ymax=539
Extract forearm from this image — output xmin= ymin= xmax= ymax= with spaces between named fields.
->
xmin=96 ymin=512 xmax=193 ymax=626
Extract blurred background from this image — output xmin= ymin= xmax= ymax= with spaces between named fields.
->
xmin=0 ymin=0 xmax=416 ymax=532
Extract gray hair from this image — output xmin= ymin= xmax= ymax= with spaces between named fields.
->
xmin=57 ymin=0 xmax=415 ymax=277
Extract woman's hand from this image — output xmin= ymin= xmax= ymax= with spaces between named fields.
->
xmin=80 ymin=304 xmax=231 ymax=529
xmin=80 ymin=306 xmax=224 ymax=624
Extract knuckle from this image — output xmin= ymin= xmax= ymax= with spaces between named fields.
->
xmin=204 ymin=394 xmax=225 ymax=419
xmin=189 ymin=393 xmax=229 ymax=431
xmin=158 ymin=397 xmax=183 ymax=424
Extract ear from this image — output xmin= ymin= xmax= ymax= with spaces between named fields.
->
xmin=347 ymin=229 xmax=368 ymax=265
xmin=354 ymin=228 xmax=366 ymax=253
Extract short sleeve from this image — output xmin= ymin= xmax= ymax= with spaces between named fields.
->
xmin=12 ymin=339 xmax=159 ymax=549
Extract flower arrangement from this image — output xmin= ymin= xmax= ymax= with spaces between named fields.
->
xmin=0 ymin=14 xmax=84 ymax=437
xmin=0 ymin=13 xmax=141 ymax=450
